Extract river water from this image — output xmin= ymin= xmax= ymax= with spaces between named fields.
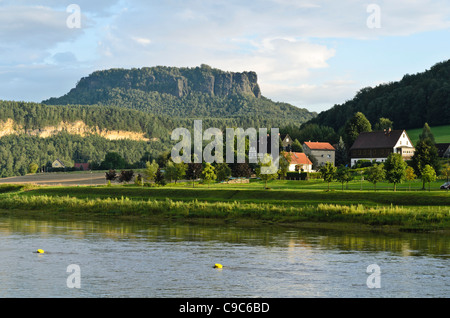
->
xmin=0 ymin=216 xmax=448 ymax=298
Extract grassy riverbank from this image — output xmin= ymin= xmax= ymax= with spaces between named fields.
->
xmin=1 ymin=182 xmax=449 ymax=233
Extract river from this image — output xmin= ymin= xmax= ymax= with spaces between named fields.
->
xmin=0 ymin=216 xmax=448 ymax=298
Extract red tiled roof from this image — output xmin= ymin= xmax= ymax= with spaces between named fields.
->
xmin=304 ymin=141 xmax=335 ymax=150
xmin=283 ymin=152 xmax=312 ymax=165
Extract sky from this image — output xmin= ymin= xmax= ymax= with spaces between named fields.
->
xmin=0 ymin=0 xmax=450 ymax=114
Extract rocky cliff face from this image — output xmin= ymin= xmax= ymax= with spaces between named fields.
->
xmin=0 ymin=118 xmax=152 ymax=142
xmin=46 ymin=65 xmax=261 ymax=103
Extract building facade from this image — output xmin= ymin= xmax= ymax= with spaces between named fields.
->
xmin=302 ymin=141 xmax=336 ymax=167
xmin=283 ymin=152 xmax=313 ymax=173
xmin=349 ymin=129 xmax=415 ymax=167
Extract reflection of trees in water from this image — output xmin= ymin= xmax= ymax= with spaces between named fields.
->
xmin=1 ymin=216 xmax=448 ymax=258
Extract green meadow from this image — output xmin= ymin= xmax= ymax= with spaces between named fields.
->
xmin=407 ymin=124 xmax=450 ymax=145
xmin=1 ymin=178 xmax=449 ymax=233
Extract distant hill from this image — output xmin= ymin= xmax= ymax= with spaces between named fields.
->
xmin=306 ymin=59 xmax=450 ymax=132
xmin=43 ymin=64 xmax=316 ymax=126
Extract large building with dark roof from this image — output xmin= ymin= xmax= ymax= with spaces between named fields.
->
xmin=349 ymin=129 xmax=415 ymax=167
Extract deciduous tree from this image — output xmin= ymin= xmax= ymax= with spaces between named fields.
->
xmin=319 ymin=162 xmax=337 ymax=191
xmin=384 ymin=153 xmax=407 ymax=191
xmin=367 ymin=163 xmax=385 ymax=191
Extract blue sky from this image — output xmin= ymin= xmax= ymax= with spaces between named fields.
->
xmin=1 ymin=0 xmax=449 ymax=113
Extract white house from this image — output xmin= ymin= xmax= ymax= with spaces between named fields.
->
xmin=283 ymin=152 xmax=313 ymax=172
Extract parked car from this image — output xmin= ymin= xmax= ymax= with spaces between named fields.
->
xmin=440 ymin=182 xmax=450 ymax=190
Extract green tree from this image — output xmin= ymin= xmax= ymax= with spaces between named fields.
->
xmin=384 ymin=153 xmax=407 ymax=191
xmin=186 ymin=163 xmax=202 ymax=188
xmin=291 ymin=139 xmax=303 ymax=152
xmin=278 ymin=152 xmax=290 ymax=180
xmin=144 ymin=160 xmax=159 ymax=183
xmin=442 ymin=163 xmax=450 ymax=182
xmin=374 ymin=117 xmax=393 ymax=131
xmin=164 ymin=160 xmax=177 ymax=183
xmin=335 ymin=136 xmax=349 ymax=167
xmin=28 ymin=163 xmax=39 ymax=174
xmin=335 ymin=165 xmax=353 ymax=190
xmin=155 ymin=168 xmax=166 ymax=186
xmin=202 ymin=162 xmax=217 ymax=188
xmin=134 ymin=173 xmax=144 ymax=186
xmin=344 ymin=112 xmax=372 ymax=148
xmin=100 ymin=152 xmax=127 ymax=170
xmin=366 ymin=163 xmax=386 ymax=191
xmin=419 ymin=122 xmax=435 ymax=144
xmin=319 ymin=162 xmax=337 ymax=191
xmin=411 ymin=138 xmax=440 ymax=188
xmin=421 ymin=164 xmax=436 ymax=191
xmin=405 ymin=166 xmax=416 ymax=191
xmin=256 ymin=154 xmax=279 ymax=189
xmin=174 ymin=162 xmax=188 ymax=183
xmin=165 ymin=160 xmax=187 ymax=184
xmin=215 ymin=163 xmax=231 ymax=182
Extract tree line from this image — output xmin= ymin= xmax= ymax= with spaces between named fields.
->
xmin=306 ymin=59 xmax=450 ymax=131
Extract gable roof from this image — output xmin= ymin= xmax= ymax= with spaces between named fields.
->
xmin=304 ymin=141 xmax=335 ymax=151
xmin=436 ymin=143 xmax=450 ymax=156
xmin=283 ymin=152 xmax=312 ymax=165
xmin=350 ymin=130 xmax=406 ymax=150
xmin=52 ymin=158 xmax=65 ymax=167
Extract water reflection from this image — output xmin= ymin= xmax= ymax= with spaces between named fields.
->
xmin=0 ymin=215 xmax=448 ymax=298
xmin=1 ymin=216 xmax=448 ymax=258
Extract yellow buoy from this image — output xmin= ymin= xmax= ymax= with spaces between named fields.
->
xmin=214 ymin=263 xmax=223 ymax=269
xmin=37 ymin=249 xmax=45 ymax=254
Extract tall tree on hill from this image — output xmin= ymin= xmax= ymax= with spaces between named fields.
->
xmin=418 ymin=122 xmax=435 ymax=144
xmin=343 ymin=112 xmax=372 ymax=149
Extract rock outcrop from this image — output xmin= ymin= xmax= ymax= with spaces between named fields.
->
xmin=44 ymin=65 xmax=262 ymax=105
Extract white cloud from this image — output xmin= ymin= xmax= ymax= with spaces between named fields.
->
xmin=131 ymin=36 xmax=152 ymax=46
xmin=1 ymin=0 xmax=450 ymax=111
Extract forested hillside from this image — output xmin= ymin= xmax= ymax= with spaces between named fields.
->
xmin=306 ymin=59 xmax=450 ymax=131
xmin=1 ymin=98 xmax=306 ymax=177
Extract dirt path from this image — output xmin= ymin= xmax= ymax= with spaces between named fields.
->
xmin=0 ymin=172 xmax=108 ymax=186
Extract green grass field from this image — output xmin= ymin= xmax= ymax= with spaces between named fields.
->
xmin=1 ymin=179 xmax=449 ymax=232
xmin=407 ymin=124 xmax=450 ymax=145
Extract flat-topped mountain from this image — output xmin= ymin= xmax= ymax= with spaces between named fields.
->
xmin=43 ymin=64 xmax=316 ymax=124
